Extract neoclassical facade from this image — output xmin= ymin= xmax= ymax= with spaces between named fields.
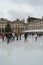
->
xmin=27 ymin=17 xmax=43 ymax=30
xmin=0 ymin=18 xmax=28 ymax=33
xmin=0 ymin=17 xmax=43 ymax=33
xmin=0 ymin=18 xmax=8 ymax=33
xmin=11 ymin=19 xmax=28 ymax=33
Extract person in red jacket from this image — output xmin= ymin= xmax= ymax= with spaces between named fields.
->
xmin=2 ymin=33 xmax=5 ymax=41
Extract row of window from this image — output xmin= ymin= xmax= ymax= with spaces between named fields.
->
xmin=13 ymin=29 xmax=23 ymax=32
xmin=12 ymin=24 xmax=23 ymax=27
xmin=28 ymin=22 xmax=43 ymax=29
xmin=28 ymin=26 xmax=43 ymax=29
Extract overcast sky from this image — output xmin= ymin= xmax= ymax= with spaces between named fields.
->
xmin=0 ymin=0 xmax=43 ymax=21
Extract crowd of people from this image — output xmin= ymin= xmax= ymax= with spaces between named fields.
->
xmin=0 ymin=32 xmax=42 ymax=44
xmin=0 ymin=32 xmax=23 ymax=43
xmin=0 ymin=32 xmax=28 ymax=43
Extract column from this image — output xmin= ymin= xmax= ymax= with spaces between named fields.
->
xmin=1 ymin=28 xmax=2 ymax=33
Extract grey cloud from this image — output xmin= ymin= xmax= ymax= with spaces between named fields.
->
xmin=6 ymin=9 xmax=33 ymax=21
xmin=11 ymin=0 xmax=43 ymax=6
xmin=3 ymin=0 xmax=43 ymax=7
xmin=2 ymin=0 xmax=43 ymax=6
xmin=0 ymin=0 xmax=43 ymax=20
xmin=0 ymin=12 xmax=4 ymax=18
xmin=24 ymin=0 xmax=43 ymax=6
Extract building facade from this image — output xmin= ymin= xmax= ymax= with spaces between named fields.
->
xmin=27 ymin=18 xmax=43 ymax=30
xmin=0 ymin=18 xmax=28 ymax=33
xmin=11 ymin=19 xmax=28 ymax=33
xmin=0 ymin=18 xmax=8 ymax=33
xmin=0 ymin=17 xmax=43 ymax=33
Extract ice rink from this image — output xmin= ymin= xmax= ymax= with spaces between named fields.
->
xmin=0 ymin=35 xmax=43 ymax=65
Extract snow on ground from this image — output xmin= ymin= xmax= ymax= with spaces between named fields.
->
xmin=0 ymin=35 xmax=43 ymax=65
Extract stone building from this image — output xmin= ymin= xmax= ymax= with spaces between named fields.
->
xmin=11 ymin=19 xmax=28 ymax=33
xmin=0 ymin=18 xmax=28 ymax=33
xmin=0 ymin=18 xmax=11 ymax=33
xmin=0 ymin=16 xmax=43 ymax=33
xmin=27 ymin=16 xmax=43 ymax=30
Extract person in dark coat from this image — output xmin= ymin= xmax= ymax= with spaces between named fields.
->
xmin=19 ymin=34 xmax=21 ymax=40
xmin=24 ymin=33 xmax=27 ymax=42
xmin=6 ymin=32 xmax=10 ymax=43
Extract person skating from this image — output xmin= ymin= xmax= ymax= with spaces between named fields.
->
xmin=12 ymin=33 xmax=15 ymax=41
xmin=24 ymin=33 xmax=27 ymax=42
xmin=2 ymin=33 xmax=5 ymax=42
xmin=35 ymin=34 xmax=37 ymax=41
xmin=7 ymin=32 xmax=10 ymax=43
xmin=19 ymin=33 xmax=21 ymax=40
xmin=16 ymin=33 xmax=19 ymax=41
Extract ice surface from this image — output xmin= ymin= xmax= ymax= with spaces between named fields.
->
xmin=0 ymin=35 xmax=43 ymax=65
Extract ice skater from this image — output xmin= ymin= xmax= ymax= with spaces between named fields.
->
xmin=24 ymin=33 xmax=27 ymax=42
xmin=35 ymin=34 xmax=37 ymax=41
xmin=19 ymin=33 xmax=21 ymax=40
xmin=12 ymin=33 xmax=15 ymax=41
xmin=2 ymin=33 xmax=5 ymax=42
xmin=16 ymin=33 xmax=19 ymax=41
xmin=7 ymin=32 xmax=10 ymax=44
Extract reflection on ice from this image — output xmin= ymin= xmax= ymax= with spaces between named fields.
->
xmin=0 ymin=35 xmax=43 ymax=65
